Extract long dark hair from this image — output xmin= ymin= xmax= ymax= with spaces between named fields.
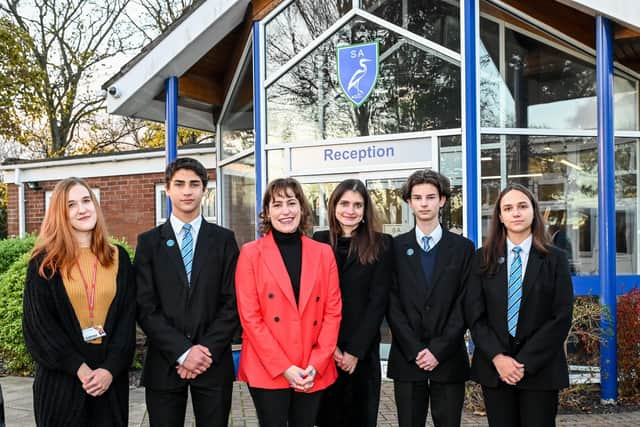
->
xmin=327 ymin=179 xmax=382 ymax=264
xmin=482 ymin=183 xmax=550 ymax=274
xmin=258 ymin=178 xmax=314 ymax=236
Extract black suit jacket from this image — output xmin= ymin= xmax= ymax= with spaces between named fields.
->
xmin=135 ymin=219 xmax=240 ymax=390
xmin=465 ymin=245 xmax=573 ymax=390
xmin=312 ymin=231 xmax=392 ymax=359
xmin=387 ymin=227 xmax=474 ymax=383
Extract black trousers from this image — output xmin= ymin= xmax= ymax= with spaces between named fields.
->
xmin=482 ymin=383 xmax=559 ymax=427
xmin=393 ymin=379 xmax=465 ymax=427
xmin=145 ymin=382 xmax=232 ymax=427
xmin=316 ymin=349 xmax=381 ymax=427
xmin=249 ymin=386 xmax=324 ymax=427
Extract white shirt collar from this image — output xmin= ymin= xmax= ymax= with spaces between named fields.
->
xmin=506 ymin=234 xmax=532 ymax=255
xmin=170 ymin=214 xmax=202 ymax=240
xmin=415 ymin=223 xmax=443 ymax=249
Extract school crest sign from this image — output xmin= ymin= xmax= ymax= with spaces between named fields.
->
xmin=337 ymin=42 xmax=379 ymax=107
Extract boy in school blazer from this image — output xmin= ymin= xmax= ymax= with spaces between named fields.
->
xmin=387 ymin=170 xmax=474 ymax=427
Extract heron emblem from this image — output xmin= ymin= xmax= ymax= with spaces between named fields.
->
xmin=337 ymin=42 xmax=379 ymax=107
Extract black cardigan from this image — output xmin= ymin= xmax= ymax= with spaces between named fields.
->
xmin=22 ymin=245 xmax=136 ymax=426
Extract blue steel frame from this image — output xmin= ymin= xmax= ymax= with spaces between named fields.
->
xmin=463 ymin=0 xmax=479 ymax=247
xmin=596 ymin=16 xmax=617 ymax=403
xmin=253 ymin=22 xmax=263 ymax=237
xmin=165 ymin=76 xmax=179 ymax=216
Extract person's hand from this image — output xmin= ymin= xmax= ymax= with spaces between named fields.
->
xmin=492 ymin=354 xmax=525 ymax=385
xmin=82 ymin=368 xmax=113 ymax=396
xmin=283 ymin=365 xmax=307 ymax=390
xmin=338 ymin=352 xmax=358 ymax=374
xmin=300 ymin=365 xmax=316 ymax=391
xmin=77 ymin=362 xmax=93 ymax=384
xmin=176 ymin=365 xmax=198 ymax=380
xmin=333 ymin=347 xmax=344 ymax=363
xmin=415 ymin=348 xmax=439 ymax=371
xmin=182 ymin=345 xmax=212 ymax=374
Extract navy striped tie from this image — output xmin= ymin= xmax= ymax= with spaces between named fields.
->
xmin=507 ymin=246 xmax=523 ymax=337
xmin=181 ymin=223 xmax=193 ymax=285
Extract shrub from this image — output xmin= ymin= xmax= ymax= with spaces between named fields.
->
xmin=0 ymin=235 xmax=35 ymax=276
xmin=0 ymin=253 xmax=34 ymax=374
xmin=617 ymin=288 xmax=640 ymax=400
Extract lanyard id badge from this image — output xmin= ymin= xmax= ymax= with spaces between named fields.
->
xmin=77 ymin=257 xmax=107 ymax=342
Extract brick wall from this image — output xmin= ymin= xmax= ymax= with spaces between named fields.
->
xmin=6 ymin=170 xmax=217 ymax=248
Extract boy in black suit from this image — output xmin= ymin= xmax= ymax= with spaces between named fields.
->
xmin=135 ymin=157 xmax=239 ymax=426
xmin=387 ymin=170 xmax=474 ymax=427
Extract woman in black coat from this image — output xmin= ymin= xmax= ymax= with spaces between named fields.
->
xmin=23 ymin=178 xmax=136 ymax=426
xmin=314 ymin=179 xmax=392 ymax=427
xmin=466 ymin=183 xmax=573 ymax=427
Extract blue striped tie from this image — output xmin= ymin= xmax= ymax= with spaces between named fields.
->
xmin=507 ymin=246 xmax=523 ymax=337
xmin=422 ymin=235 xmax=431 ymax=252
xmin=181 ymin=223 xmax=193 ymax=285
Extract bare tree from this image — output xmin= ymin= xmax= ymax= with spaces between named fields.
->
xmin=0 ymin=0 xmax=134 ymax=158
xmin=126 ymin=0 xmax=195 ymax=43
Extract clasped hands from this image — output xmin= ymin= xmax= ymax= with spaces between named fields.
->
xmin=176 ymin=344 xmax=213 ymax=380
xmin=492 ymin=354 xmax=525 ymax=385
xmin=334 ymin=347 xmax=358 ymax=374
xmin=416 ymin=348 xmax=439 ymax=371
xmin=284 ymin=365 xmax=316 ymax=392
xmin=77 ymin=363 xmax=113 ymax=397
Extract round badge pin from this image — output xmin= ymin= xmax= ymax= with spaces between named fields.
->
xmin=406 ymin=248 xmax=414 ymax=256
xmin=166 ymin=239 xmax=175 ymax=247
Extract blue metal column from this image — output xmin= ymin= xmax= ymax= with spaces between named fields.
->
xmin=463 ymin=0 xmax=479 ymax=247
xmin=165 ymin=76 xmax=179 ymax=216
xmin=596 ymin=15 xmax=617 ymax=404
xmin=253 ymin=22 xmax=263 ymax=238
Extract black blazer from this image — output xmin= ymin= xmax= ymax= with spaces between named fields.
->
xmin=465 ymin=245 xmax=573 ymax=390
xmin=312 ymin=231 xmax=392 ymax=359
xmin=135 ymin=219 xmax=239 ymax=390
xmin=387 ymin=227 xmax=474 ymax=383
xmin=23 ymin=246 xmax=136 ymax=426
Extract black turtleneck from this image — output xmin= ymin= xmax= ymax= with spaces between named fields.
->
xmin=272 ymin=228 xmax=302 ymax=303
xmin=335 ymin=236 xmax=351 ymax=270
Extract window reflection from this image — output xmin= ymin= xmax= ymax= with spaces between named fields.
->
xmin=222 ymin=155 xmax=256 ymax=245
xmin=221 ymin=49 xmax=254 ymax=159
xmin=265 ymin=0 xmax=352 ymax=78
xmin=267 ymin=17 xmax=461 ymax=144
xmin=363 ymin=0 xmax=460 ymax=52
xmin=480 ymin=136 xmax=639 ymax=275
xmin=301 ymin=182 xmax=340 ymax=232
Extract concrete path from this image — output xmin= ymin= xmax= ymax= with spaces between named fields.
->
xmin=2 ymin=376 xmax=640 ymax=426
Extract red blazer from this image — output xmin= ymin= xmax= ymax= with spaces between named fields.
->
xmin=235 ymin=232 xmax=341 ymax=391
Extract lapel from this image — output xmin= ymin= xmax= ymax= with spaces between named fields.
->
xmin=189 ymin=219 xmax=211 ymax=289
xmin=488 ymin=257 xmax=510 ymax=339
xmin=159 ymin=221 xmax=189 ymax=288
xmin=426 ymin=229 xmax=454 ymax=301
xmin=298 ymin=236 xmax=320 ymax=314
xmin=398 ymin=229 xmax=428 ymax=307
xmin=259 ymin=233 xmax=298 ymax=311
xmin=520 ymin=246 xmax=544 ymax=305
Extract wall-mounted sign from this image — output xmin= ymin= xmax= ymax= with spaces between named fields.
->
xmin=289 ymin=139 xmax=432 ymax=174
xmin=337 ymin=42 xmax=379 ymax=107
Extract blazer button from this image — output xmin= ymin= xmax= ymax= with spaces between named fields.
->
xmin=311 ymin=343 xmax=317 ymax=349
xmin=515 ymin=339 xmax=521 ymax=346
xmin=316 ymin=296 xmax=320 ymax=302
xmin=186 ymin=334 xmax=192 ymax=339
xmin=274 ymin=316 xmax=280 ymax=322
xmin=313 ymin=320 xmax=318 ymax=326
xmin=268 ymin=293 xmax=274 ymax=299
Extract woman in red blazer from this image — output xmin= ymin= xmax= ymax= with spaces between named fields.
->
xmin=235 ymin=177 xmax=342 ymax=427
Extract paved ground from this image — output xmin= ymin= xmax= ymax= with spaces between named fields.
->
xmin=2 ymin=376 xmax=640 ymax=426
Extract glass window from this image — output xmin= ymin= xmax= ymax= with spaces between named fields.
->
xmin=480 ymin=135 xmax=639 ymax=275
xmin=155 ymin=183 xmax=216 ymax=225
xmin=266 ymin=149 xmax=287 ymax=180
xmin=301 ymin=182 xmax=341 ymax=232
xmin=221 ymin=155 xmax=256 ymax=245
xmin=367 ymin=178 xmax=411 ymax=235
xmin=220 ymin=47 xmax=254 ymax=160
xmin=362 ymin=0 xmax=460 ymax=52
xmin=439 ymin=135 xmax=463 ymax=232
xmin=267 ymin=16 xmax=460 ymax=144
xmin=265 ymin=0 xmax=353 ymax=78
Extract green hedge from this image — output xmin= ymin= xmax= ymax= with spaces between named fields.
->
xmin=0 ymin=236 xmax=135 ymax=375
xmin=0 ymin=235 xmax=35 ymax=275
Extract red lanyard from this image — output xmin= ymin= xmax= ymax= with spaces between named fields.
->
xmin=76 ymin=257 xmax=98 ymax=325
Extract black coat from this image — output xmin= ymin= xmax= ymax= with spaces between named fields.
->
xmin=312 ymin=231 xmax=392 ymax=358
xmin=465 ymin=245 xmax=574 ymax=390
xmin=135 ymin=219 xmax=239 ymax=390
xmin=23 ymin=246 xmax=136 ymax=426
xmin=387 ymin=228 xmax=474 ymax=383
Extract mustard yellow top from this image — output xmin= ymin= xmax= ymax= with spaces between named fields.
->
xmin=63 ymin=247 xmax=118 ymax=344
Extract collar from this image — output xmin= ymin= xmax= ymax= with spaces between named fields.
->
xmin=170 ymin=213 xmax=203 ymax=238
xmin=507 ymin=234 xmax=532 ymax=255
xmin=415 ymin=223 xmax=443 ymax=248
